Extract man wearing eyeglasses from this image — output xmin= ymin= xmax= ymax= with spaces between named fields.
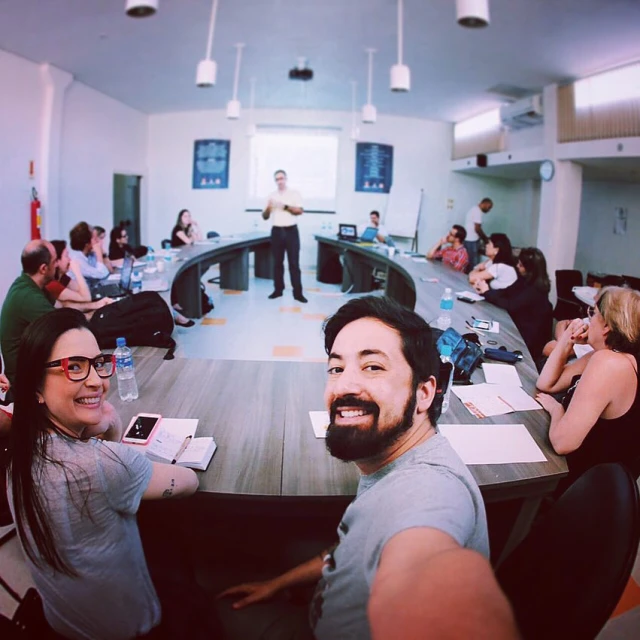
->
xmin=0 ymin=240 xmax=57 ymax=384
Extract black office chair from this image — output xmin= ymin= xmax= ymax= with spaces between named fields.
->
xmin=623 ymin=275 xmax=640 ymax=291
xmin=161 ymin=239 xmax=172 ymax=250
xmin=207 ymin=231 xmax=221 ymax=284
xmin=497 ymin=463 xmax=640 ymax=640
xmin=553 ymin=269 xmax=584 ymax=320
xmin=601 ymin=274 xmax=625 ymax=287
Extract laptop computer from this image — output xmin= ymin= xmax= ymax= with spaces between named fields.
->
xmin=359 ymin=226 xmax=379 ymax=242
xmin=338 ymin=224 xmax=358 ymax=241
xmin=91 ymin=256 xmax=134 ymax=300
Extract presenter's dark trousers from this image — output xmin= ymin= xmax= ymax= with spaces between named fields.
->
xmin=464 ymin=240 xmax=480 ymax=270
xmin=271 ymin=225 xmax=303 ymax=297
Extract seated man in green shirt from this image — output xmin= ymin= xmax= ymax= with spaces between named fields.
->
xmin=0 ymin=240 xmax=57 ymax=383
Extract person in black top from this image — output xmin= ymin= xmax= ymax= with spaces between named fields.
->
xmin=108 ymin=225 xmax=148 ymax=260
xmin=473 ymin=247 xmax=552 ymax=360
xmin=171 ymin=209 xmax=202 ymax=247
xmin=536 ymin=286 xmax=640 ymax=493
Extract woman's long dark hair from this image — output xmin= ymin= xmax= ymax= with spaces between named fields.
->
xmin=176 ymin=209 xmax=190 ymax=231
xmin=519 ymin=247 xmax=551 ymax=294
xmin=9 ymin=308 xmax=91 ymax=575
xmin=489 ymin=233 xmax=515 ymax=266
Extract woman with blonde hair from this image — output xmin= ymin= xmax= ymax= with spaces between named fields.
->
xmin=536 ymin=286 xmax=640 ymax=493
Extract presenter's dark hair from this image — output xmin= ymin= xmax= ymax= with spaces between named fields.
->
xmin=489 ymin=233 xmax=515 ymax=266
xmin=69 ymin=222 xmax=92 ymax=251
xmin=324 ymin=296 xmax=439 ymax=420
xmin=481 ymin=197 xmax=493 ymax=206
xmin=519 ymin=247 xmax=550 ymax=294
xmin=274 ymin=169 xmax=287 ymax=178
xmin=21 ymin=241 xmax=53 ymax=275
xmin=51 ymin=240 xmax=67 ymax=261
xmin=10 ymin=309 xmax=92 ymax=576
xmin=452 ymin=224 xmax=467 ymax=242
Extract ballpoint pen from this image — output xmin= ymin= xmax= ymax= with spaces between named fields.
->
xmin=171 ymin=435 xmax=192 ymax=464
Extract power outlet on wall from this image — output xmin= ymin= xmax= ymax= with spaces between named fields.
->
xmin=446 ymin=199 xmax=454 ymax=210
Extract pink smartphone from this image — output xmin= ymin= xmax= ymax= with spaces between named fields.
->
xmin=123 ymin=413 xmax=162 ymax=445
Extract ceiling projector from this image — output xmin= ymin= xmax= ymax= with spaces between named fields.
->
xmin=289 ymin=57 xmax=313 ymax=81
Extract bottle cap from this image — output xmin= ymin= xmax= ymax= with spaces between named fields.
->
xmin=440 ymin=344 xmax=453 ymax=357
xmin=116 ymin=337 xmax=126 ymax=348
xmin=444 ymin=287 xmax=452 ymax=294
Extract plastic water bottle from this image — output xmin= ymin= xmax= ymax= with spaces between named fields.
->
xmin=436 ymin=287 xmax=454 ymax=330
xmin=145 ymin=246 xmax=156 ymax=273
xmin=439 ymin=344 xmax=454 ymax=414
xmin=131 ymin=270 xmax=143 ymax=294
xmin=114 ymin=337 xmax=139 ymax=402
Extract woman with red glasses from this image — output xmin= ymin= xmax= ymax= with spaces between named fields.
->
xmin=6 ymin=309 xmax=201 ymax=639
xmin=536 ymin=286 xmax=640 ymax=494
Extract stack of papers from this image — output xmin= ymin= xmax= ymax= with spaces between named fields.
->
xmin=452 ymin=383 xmax=541 ymax=418
xmin=438 ymin=424 xmax=546 ymax=465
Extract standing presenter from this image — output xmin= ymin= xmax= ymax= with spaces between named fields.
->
xmin=263 ymin=169 xmax=307 ymax=303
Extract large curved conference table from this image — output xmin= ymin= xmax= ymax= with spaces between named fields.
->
xmin=109 ymin=232 xmax=566 ymax=550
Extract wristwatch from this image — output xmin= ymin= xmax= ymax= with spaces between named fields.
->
xmin=283 ymin=204 xmax=289 ymax=211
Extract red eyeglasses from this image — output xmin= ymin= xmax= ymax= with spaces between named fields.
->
xmin=45 ymin=354 xmax=116 ymax=382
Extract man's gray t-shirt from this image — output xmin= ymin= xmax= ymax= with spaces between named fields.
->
xmin=310 ymin=434 xmax=489 ymax=640
xmin=9 ymin=435 xmax=159 ymax=640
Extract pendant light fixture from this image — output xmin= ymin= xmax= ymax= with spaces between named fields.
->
xmin=390 ymin=0 xmax=410 ymax=92
xmin=226 ymin=43 xmax=245 ymax=119
xmin=196 ymin=0 xmax=219 ymax=87
xmin=247 ymin=77 xmax=257 ymax=137
xmin=456 ymin=0 xmax=490 ymax=28
xmin=125 ymin=0 xmax=158 ymax=18
xmin=362 ymin=48 xmax=377 ymax=124
xmin=350 ymin=81 xmax=360 ymax=140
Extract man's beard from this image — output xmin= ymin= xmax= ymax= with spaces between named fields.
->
xmin=326 ymin=391 xmax=417 ymax=462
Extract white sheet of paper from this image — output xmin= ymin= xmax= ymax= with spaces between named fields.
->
xmin=438 ymin=423 xmax=547 ymax=465
xmin=483 ymin=363 xmax=522 ymax=387
xmin=452 ymin=384 xmax=540 ymax=418
xmin=455 ymin=290 xmax=484 ymax=302
xmin=487 ymin=321 xmax=500 ymax=333
xmin=309 ymin=411 xmax=330 ymax=439
xmin=411 ymin=257 xmax=428 ymax=263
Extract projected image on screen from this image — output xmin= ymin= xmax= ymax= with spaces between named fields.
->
xmin=249 ymin=130 xmax=339 ymax=212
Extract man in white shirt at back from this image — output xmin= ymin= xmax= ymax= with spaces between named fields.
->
xmin=367 ymin=210 xmax=388 ymax=244
xmin=464 ymin=198 xmax=493 ymax=269
xmin=262 ymin=169 xmax=307 ymax=303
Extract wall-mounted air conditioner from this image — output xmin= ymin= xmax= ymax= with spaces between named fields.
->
xmin=500 ymin=95 xmax=543 ymax=130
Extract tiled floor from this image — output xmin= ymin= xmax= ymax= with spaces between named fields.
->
xmin=1 ymin=269 xmax=639 ymax=636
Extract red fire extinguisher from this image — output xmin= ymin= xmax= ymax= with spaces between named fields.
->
xmin=31 ymin=187 xmax=42 ymax=240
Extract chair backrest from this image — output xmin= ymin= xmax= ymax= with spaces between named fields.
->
xmin=623 ymin=275 xmax=640 ymax=291
xmin=602 ymin=274 xmax=625 ymax=287
xmin=497 ymin=463 xmax=640 ymax=640
xmin=207 ymin=231 xmax=220 ymax=239
xmin=555 ymin=269 xmax=583 ymax=299
xmin=161 ymin=239 xmax=172 ymax=249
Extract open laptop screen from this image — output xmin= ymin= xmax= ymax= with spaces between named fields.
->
xmin=119 ymin=256 xmax=134 ymax=291
xmin=338 ymin=224 xmax=357 ymax=240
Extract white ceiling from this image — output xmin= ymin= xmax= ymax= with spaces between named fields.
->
xmin=1 ymin=0 xmax=640 ymax=121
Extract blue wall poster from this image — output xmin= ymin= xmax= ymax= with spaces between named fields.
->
xmin=355 ymin=142 xmax=393 ymax=193
xmin=193 ymin=139 xmax=230 ymax=189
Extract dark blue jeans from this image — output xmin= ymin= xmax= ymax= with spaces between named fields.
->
xmin=464 ymin=240 xmax=480 ymax=270
xmin=271 ymin=225 xmax=303 ymax=296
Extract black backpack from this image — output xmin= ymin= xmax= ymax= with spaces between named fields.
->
xmin=90 ymin=291 xmax=176 ymax=352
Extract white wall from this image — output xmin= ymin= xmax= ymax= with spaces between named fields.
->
xmin=575 ymin=181 xmax=640 ymax=277
xmin=446 ymin=173 xmax=541 ymax=249
xmin=148 ymin=109 xmax=452 ymax=267
xmin=0 ymin=50 xmax=44 ymax=300
xmin=59 ymin=82 xmax=148 ymax=240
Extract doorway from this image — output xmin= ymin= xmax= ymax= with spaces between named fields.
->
xmin=113 ymin=174 xmax=141 ymax=247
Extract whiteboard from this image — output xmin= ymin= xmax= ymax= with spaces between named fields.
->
xmin=383 ymin=186 xmax=423 ymax=238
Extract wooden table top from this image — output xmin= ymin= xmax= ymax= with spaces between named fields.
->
xmin=107 ymin=236 xmax=566 ymax=503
